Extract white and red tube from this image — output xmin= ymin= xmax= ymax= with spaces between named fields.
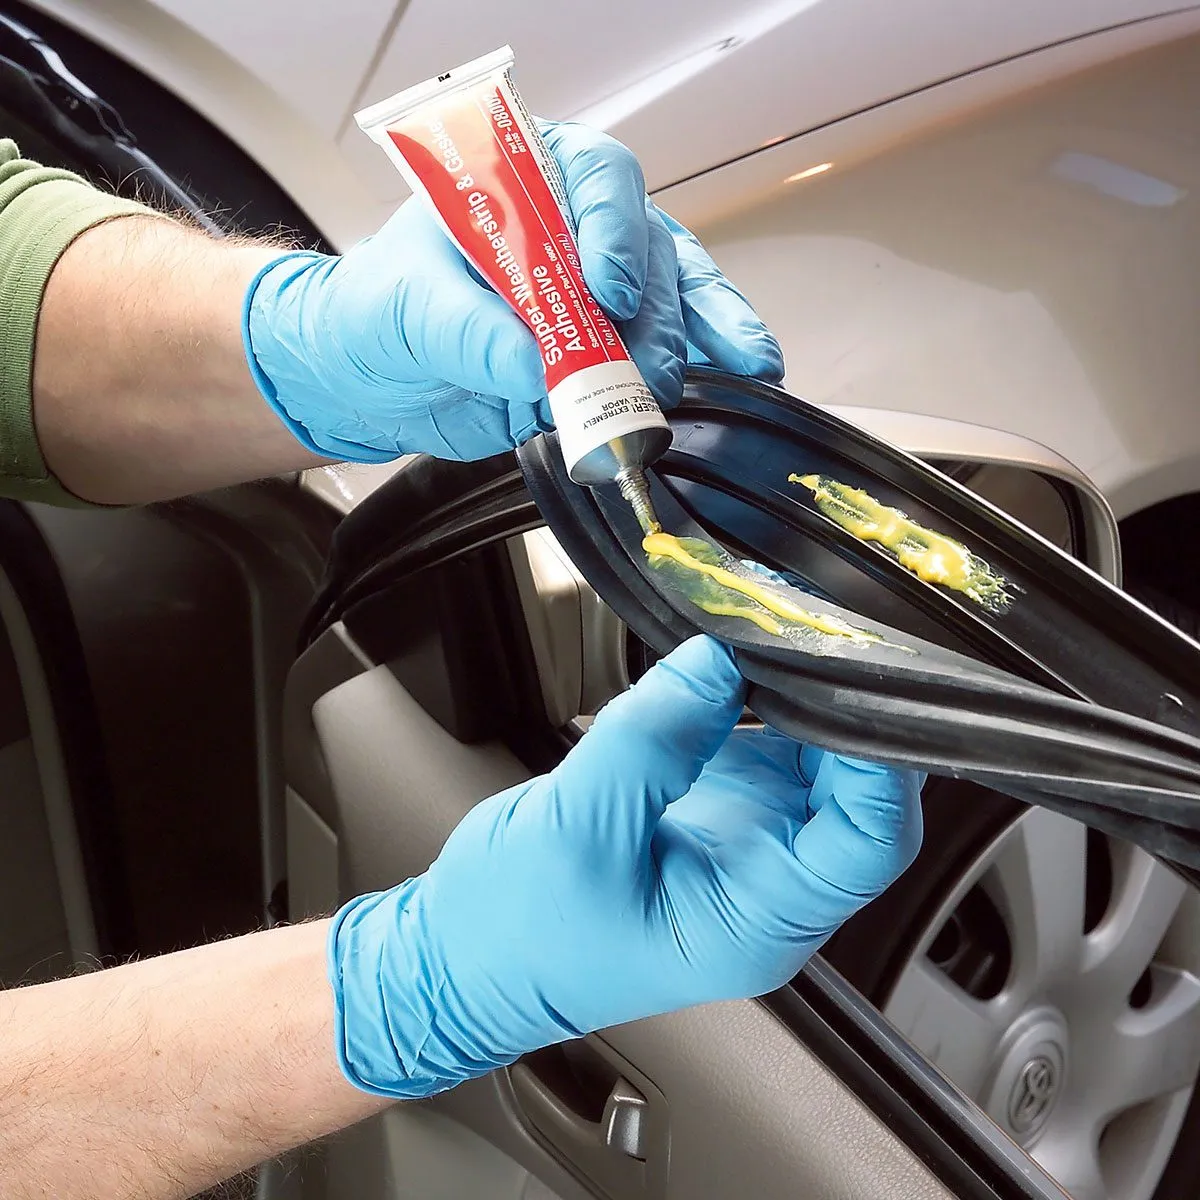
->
xmin=355 ymin=46 xmax=670 ymax=517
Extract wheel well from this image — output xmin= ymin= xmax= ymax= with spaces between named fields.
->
xmin=1120 ymin=491 xmax=1200 ymax=609
xmin=4 ymin=0 xmax=331 ymax=249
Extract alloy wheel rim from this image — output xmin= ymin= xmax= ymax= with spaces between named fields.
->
xmin=884 ymin=807 xmax=1200 ymax=1200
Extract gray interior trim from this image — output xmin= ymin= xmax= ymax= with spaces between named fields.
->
xmin=284 ymin=787 xmax=339 ymax=922
xmin=284 ymin=624 xmax=375 ymax=830
xmin=0 ymin=569 xmax=97 ymax=962
xmin=598 ymin=1001 xmax=952 ymax=1200
xmin=0 ymin=738 xmax=72 ymax=984
xmin=507 ymin=532 xmax=585 ymax=727
xmin=312 ymin=665 xmax=530 ymax=896
xmin=507 ymin=530 xmax=630 ymax=728
xmin=150 ymin=488 xmax=337 ymax=920
xmin=320 ymin=1104 xmax=573 ymax=1200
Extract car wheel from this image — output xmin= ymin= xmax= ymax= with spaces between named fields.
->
xmin=822 ymin=778 xmax=1200 ymax=1200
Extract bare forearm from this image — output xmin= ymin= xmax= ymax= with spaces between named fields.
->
xmin=33 ymin=215 xmax=329 ymax=505
xmin=0 ymin=920 xmax=386 ymax=1199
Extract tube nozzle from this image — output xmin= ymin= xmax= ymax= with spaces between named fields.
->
xmin=616 ymin=467 xmax=661 ymax=535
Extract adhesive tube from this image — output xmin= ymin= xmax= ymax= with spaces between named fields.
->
xmin=354 ymin=45 xmax=670 ymax=531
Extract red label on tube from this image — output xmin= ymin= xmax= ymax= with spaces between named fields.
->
xmin=362 ymin=51 xmax=669 ymax=483
xmin=387 ymin=89 xmax=629 ymax=392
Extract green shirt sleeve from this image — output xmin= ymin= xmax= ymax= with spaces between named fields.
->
xmin=0 ymin=139 xmax=154 ymax=506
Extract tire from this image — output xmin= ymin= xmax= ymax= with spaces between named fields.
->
xmin=822 ymin=582 xmax=1200 ymax=1200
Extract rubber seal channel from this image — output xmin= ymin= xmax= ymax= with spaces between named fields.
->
xmin=299 ymin=370 xmax=1200 ymax=866
xmin=522 ymin=367 xmax=1200 ymax=732
xmin=300 ymin=453 xmax=533 ymax=648
xmin=514 ymin=369 xmax=1200 ymax=868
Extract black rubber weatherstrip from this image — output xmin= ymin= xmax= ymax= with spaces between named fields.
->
xmin=521 ymin=368 xmax=1200 ymax=732
xmin=303 ymin=465 xmax=1200 ymax=870
xmin=304 ymin=370 xmax=1200 ymax=868
xmin=769 ymin=958 xmax=1071 ymax=1200
xmin=511 ymin=369 xmax=1200 ymax=869
xmin=299 ymin=454 xmax=537 ymax=648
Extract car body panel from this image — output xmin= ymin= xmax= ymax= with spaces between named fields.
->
xmin=16 ymin=1 xmax=1199 ymax=231
xmin=667 ymin=26 xmax=1200 ymax=519
xmin=15 ymin=0 xmax=390 ymax=245
xmin=146 ymin=0 xmax=399 ymax=139
xmin=337 ymin=0 xmax=1196 ymax=201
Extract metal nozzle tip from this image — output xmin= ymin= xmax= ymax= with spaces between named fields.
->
xmin=616 ymin=468 xmax=661 ymax=535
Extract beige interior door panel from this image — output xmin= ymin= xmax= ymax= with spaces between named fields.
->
xmin=285 ymin=650 xmax=954 ymax=1200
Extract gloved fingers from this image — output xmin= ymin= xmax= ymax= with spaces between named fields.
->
xmin=722 ymin=723 xmax=804 ymax=769
xmin=389 ymin=209 xmax=547 ymax=403
xmin=540 ymin=120 xmax=649 ymax=321
xmin=549 ymin=635 xmax=746 ymax=844
xmin=399 ymin=277 xmax=546 ymax=405
xmin=654 ymin=205 xmax=785 ymax=382
xmin=789 ymin=755 xmax=924 ymax=919
xmin=618 ymin=202 xmax=687 ymax=409
xmin=800 ymin=750 xmax=924 ymax=823
xmin=797 ymin=742 xmax=827 ymax=800
xmin=656 ymin=732 xmax=809 ymax=868
xmin=687 ymin=725 xmax=805 ymax=812
xmin=424 ymin=389 xmax=552 ymax=459
xmin=518 ymin=393 xmax=556 ymax=442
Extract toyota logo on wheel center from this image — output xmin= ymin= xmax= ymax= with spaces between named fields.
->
xmin=1009 ymin=1055 xmax=1059 ymax=1135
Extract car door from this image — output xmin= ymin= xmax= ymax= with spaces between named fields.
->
xmin=273 ymin=433 xmax=1129 ymax=1200
xmin=2 ymin=10 xmax=1189 ymax=1197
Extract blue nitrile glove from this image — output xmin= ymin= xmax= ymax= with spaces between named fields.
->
xmin=243 ymin=122 xmax=783 ymax=464
xmin=328 ymin=635 xmax=923 ymax=1099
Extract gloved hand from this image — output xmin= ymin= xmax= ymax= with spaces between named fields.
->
xmin=328 ymin=635 xmax=923 ymax=1099
xmin=242 ymin=122 xmax=783 ymax=464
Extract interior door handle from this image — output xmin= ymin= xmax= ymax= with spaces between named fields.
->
xmin=508 ymin=1040 xmax=668 ymax=1198
xmin=602 ymin=1077 xmax=649 ymax=1159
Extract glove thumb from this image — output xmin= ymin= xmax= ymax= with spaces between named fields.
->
xmin=550 ymin=635 xmax=746 ymax=844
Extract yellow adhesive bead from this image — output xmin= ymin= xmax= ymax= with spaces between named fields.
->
xmin=789 ymin=474 xmax=1012 ymax=612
